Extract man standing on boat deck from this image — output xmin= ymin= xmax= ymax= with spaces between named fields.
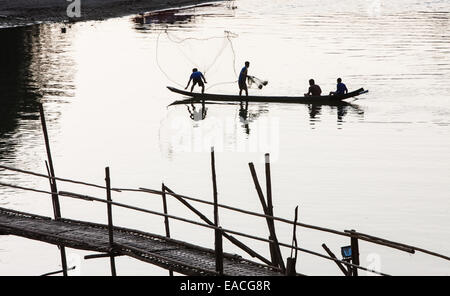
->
xmin=329 ymin=78 xmax=348 ymax=95
xmin=305 ymin=79 xmax=322 ymax=96
xmin=239 ymin=61 xmax=250 ymax=96
xmin=185 ymin=68 xmax=207 ymax=93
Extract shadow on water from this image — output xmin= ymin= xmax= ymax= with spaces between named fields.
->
xmin=0 ymin=26 xmax=41 ymax=160
xmin=0 ymin=24 xmax=75 ymax=161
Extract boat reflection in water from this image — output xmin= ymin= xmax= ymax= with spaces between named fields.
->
xmin=307 ymin=101 xmax=365 ymax=128
xmin=174 ymin=99 xmax=270 ymax=135
xmin=172 ymin=98 xmax=364 ymax=129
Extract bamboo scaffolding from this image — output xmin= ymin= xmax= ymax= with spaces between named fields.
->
xmin=1 ymin=176 xmax=447 ymax=263
xmin=0 ymin=181 xmax=388 ymax=276
xmin=0 ymin=162 xmax=436 ymax=258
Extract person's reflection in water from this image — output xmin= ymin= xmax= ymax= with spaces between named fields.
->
xmin=308 ymin=104 xmax=322 ymax=119
xmin=337 ymin=105 xmax=348 ymax=123
xmin=239 ymin=100 xmax=250 ymax=135
xmin=186 ymin=100 xmax=207 ymax=121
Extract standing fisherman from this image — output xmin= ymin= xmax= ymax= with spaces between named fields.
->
xmin=185 ymin=68 xmax=207 ymax=93
xmin=238 ymin=61 xmax=250 ymax=96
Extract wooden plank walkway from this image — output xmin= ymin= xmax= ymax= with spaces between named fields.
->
xmin=0 ymin=207 xmax=282 ymax=276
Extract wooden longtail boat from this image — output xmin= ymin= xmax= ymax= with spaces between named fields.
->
xmin=167 ymin=86 xmax=368 ymax=105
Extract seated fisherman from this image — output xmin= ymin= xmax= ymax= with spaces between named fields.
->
xmin=305 ymin=79 xmax=322 ymax=96
xmin=329 ymin=78 xmax=348 ymax=95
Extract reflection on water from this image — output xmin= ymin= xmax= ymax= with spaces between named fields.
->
xmin=186 ymin=101 xmax=208 ymax=122
xmin=308 ymin=102 xmax=365 ymax=129
xmin=0 ymin=25 xmax=75 ymax=164
xmin=170 ymin=98 xmax=365 ymax=133
xmin=0 ymin=26 xmax=40 ymax=160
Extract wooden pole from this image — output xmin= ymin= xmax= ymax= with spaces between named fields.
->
xmin=39 ymin=103 xmax=67 ymax=276
xmin=285 ymin=257 xmax=296 ymax=276
xmin=264 ymin=154 xmax=277 ymax=265
xmin=211 ymin=147 xmax=223 ymax=275
xmin=211 ymin=147 xmax=219 ymax=226
xmin=105 ymin=167 xmax=117 ymax=276
xmin=321 ymin=244 xmax=349 ymax=276
xmin=161 ymin=183 xmax=173 ymax=276
xmin=161 ymin=183 xmax=171 ymax=238
xmin=215 ymin=227 xmax=224 ymax=275
xmin=249 ymin=162 xmax=285 ymax=271
xmin=286 ymin=206 xmax=299 ymax=276
xmin=350 ymin=229 xmax=360 ymax=276
xmin=39 ymin=104 xmax=61 ymax=218
xmin=265 ymin=154 xmax=273 ymax=218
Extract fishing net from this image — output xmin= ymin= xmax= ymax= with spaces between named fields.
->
xmin=247 ymin=76 xmax=268 ymax=89
xmin=156 ymin=29 xmax=239 ymax=89
xmin=156 ymin=28 xmax=269 ymax=91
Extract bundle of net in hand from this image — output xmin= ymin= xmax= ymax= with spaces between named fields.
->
xmin=247 ymin=76 xmax=268 ymax=89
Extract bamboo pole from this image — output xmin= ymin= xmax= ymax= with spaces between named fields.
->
xmin=286 ymin=206 xmax=299 ymax=276
xmin=264 ymin=154 xmax=276 ymax=265
xmin=0 ymin=164 xmax=121 ymax=192
xmin=211 ymin=147 xmax=223 ymax=275
xmin=211 ymin=148 xmax=219 ymax=227
xmin=350 ymin=229 xmax=360 ymax=276
xmin=248 ymin=162 xmax=285 ymax=271
xmin=41 ymin=266 xmax=75 ymax=276
xmin=39 ymin=103 xmax=68 ymax=277
xmin=84 ymin=253 xmax=124 ymax=260
xmin=105 ymin=167 xmax=117 ymax=276
xmin=265 ymin=154 xmax=273 ymax=218
xmin=264 ymin=154 xmax=286 ymax=271
xmin=321 ymin=244 xmax=349 ymax=276
xmin=215 ymin=227 xmax=224 ymax=275
xmin=161 ymin=183 xmax=171 ymax=238
xmin=161 ymin=183 xmax=173 ymax=276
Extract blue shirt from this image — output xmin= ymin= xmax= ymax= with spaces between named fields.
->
xmin=239 ymin=66 xmax=248 ymax=83
xmin=190 ymin=71 xmax=203 ymax=80
xmin=336 ymin=82 xmax=348 ymax=94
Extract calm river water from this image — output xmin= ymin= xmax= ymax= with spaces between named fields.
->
xmin=0 ymin=0 xmax=449 ymax=275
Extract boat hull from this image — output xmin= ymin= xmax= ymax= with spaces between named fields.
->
xmin=167 ymin=86 xmax=368 ymax=104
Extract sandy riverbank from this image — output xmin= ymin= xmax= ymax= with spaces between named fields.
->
xmin=0 ymin=0 xmax=220 ymax=27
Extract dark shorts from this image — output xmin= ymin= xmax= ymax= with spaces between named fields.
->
xmin=193 ymin=78 xmax=204 ymax=87
xmin=238 ymin=80 xmax=247 ymax=90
